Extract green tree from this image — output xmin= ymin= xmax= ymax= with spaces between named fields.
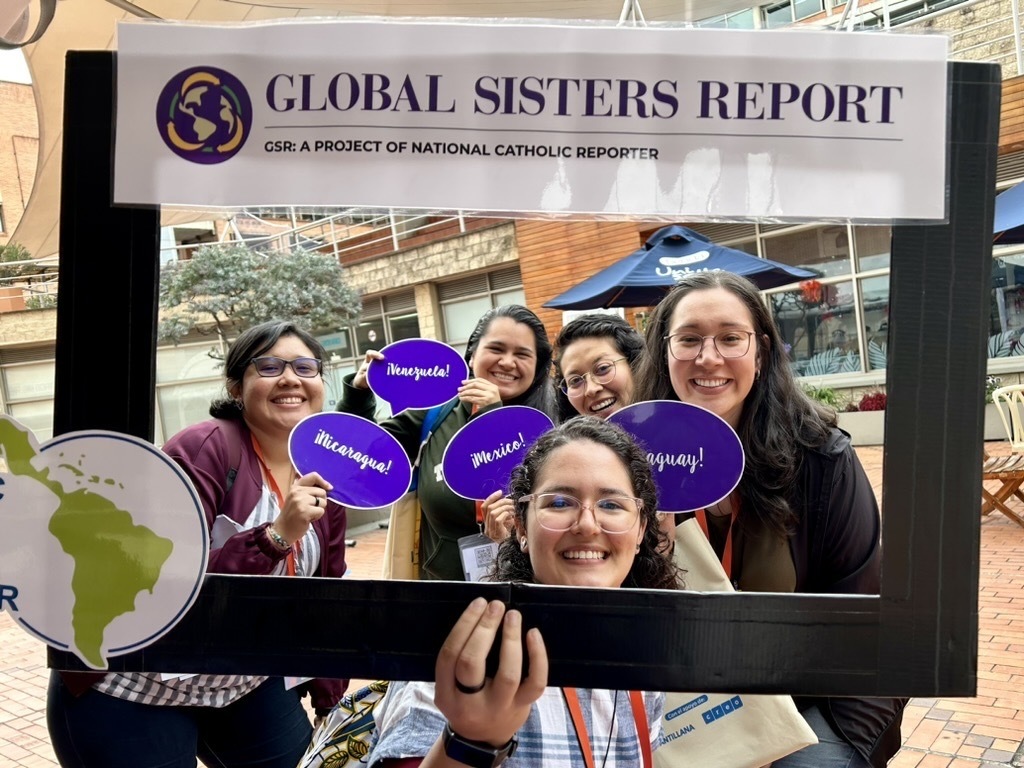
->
xmin=158 ymin=243 xmax=361 ymax=350
xmin=0 ymin=242 xmax=34 ymax=280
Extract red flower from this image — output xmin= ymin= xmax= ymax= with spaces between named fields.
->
xmin=800 ymin=280 xmax=823 ymax=305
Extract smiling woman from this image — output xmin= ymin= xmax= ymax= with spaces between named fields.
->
xmin=337 ymin=305 xmax=556 ymax=580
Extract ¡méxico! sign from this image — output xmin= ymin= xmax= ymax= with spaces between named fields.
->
xmin=114 ymin=19 xmax=948 ymax=221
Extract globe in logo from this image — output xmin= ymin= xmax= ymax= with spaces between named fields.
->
xmin=156 ymin=66 xmax=252 ymax=164
xmin=0 ymin=416 xmax=208 ymax=669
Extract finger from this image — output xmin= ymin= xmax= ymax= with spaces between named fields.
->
xmin=295 ymin=472 xmax=333 ymax=491
xmin=489 ymin=609 xmax=524 ymax=698
xmin=451 ymin=600 xmax=506 ymax=692
xmin=484 ymin=490 xmax=505 ymax=507
xmin=516 ymin=627 xmax=548 ymax=706
xmin=366 ymin=349 xmax=385 ymax=362
xmin=436 ymin=597 xmax=489 ymax=688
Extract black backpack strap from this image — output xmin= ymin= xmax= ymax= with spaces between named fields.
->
xmin=214 ymin=418 xmax=245 ymax=496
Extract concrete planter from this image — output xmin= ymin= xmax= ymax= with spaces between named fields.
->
xmin=837 ymin=410 xmax=885 ymax=446
xmin=839 ymin=404 xmax=1007 ymax=446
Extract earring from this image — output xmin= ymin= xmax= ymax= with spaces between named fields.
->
xmin=520 ymin=538 xmax=527 ymax=550
xmin=755 ymin=370 xmax=761 ymax=381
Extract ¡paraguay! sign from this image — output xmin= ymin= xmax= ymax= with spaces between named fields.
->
xmin=608 ymin=401 xmax=745 ymax=513
xmin=0 ymin=416 xmax=208 ymax=670
xmin=114 ymin=19 xmax=948 ymax=221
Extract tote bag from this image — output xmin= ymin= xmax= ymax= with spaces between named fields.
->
xmin=655 ymin=519 xmax=818 ymax=768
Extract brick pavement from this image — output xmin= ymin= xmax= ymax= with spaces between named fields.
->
xmin=2 ymin=445 xmax=1023 ymax=767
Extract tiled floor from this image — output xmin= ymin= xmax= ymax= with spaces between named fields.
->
xmin=2 ymin=445 xmax=1022 ymax=767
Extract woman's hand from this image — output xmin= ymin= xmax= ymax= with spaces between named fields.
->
xmin=457 ymin=377 xmax=502 ymax=410
xmin=433 ymin=598 xmax=547 ymax=748
xmin=482 ymin=490 xmax=515 ymax=543
xmin=272 ymin=471 xmax=332 ymax=545
xmin=352 ymin=349 xmax=385 ymax=390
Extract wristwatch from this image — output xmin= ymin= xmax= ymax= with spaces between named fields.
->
xmin=441 ymin=721 xmax=518 ymax=767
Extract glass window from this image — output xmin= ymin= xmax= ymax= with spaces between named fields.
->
xmin=793 ymin=0 xmax=823 ymax=19
xmin=853 ymin=226 xmax=891 ymax=272
xmin=860 ymin=275 xmax=890 ymax=371
xmin=389 ymin=313 xmax=421 ymax=342
xmin=3 ymin=361 xmax=55 ymax=400
xmin=494 ymin=288 xmax=526 ymax=306
xmin=769 ymin=280 xmax=860 ymax=376
xmin=156 ymin=343 xmax=223 ymax=384
xmin=989 ymin=255 xmax=1024 ymax=358
xmin=155 ymin=380 xmax=223 ymax=445
xmin=10 ymin=400 xmax=53 ymax=442
xmin=355 ymin=318 xmax=387 ymax=356
xmin=443 ymin=296 xmax=492 ymax=353
xmin=763 ymin=2 xmax=793 ymax=27
xmin=762 ymin=226 xmax=851 ymax=278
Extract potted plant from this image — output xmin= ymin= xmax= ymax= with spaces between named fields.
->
xmin=837 ymin=390 xmax=887 ymax=446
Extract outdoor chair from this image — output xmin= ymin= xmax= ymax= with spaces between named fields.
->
xmin=982 ymin=384 xmax=1024 ymax=527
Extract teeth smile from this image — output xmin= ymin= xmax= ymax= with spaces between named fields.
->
xmin=694 ymin=378 xmax=729 ymax=388
xmin=590 ymin=398 xmax=616 ymax=412
xmin=491 ymin=372 xmax=517 ymax=382
xmin=273 ymin=397 xmax=303 ymax=404
xmin=563 ymin=551 xmax=607 ymax=560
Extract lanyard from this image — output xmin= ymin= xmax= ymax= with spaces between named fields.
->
xmin=695 ymin=505 xmax=736 ymax=580
xmin=470 ymin=403 xmax=485 ymax=527
xmin=250 ymin=433 xmax=298 ymax=576
xmin=563 ymin=688 xmax=652 ymax=768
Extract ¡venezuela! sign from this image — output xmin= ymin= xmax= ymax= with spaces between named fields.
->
xmin=114 ymin=19 xmax=948 ymax=221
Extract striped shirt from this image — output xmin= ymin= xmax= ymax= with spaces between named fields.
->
xmin=368 ymin=681 xmax=663 ymax=768
xmin=95 ymin=484 xmax=320 ymax=707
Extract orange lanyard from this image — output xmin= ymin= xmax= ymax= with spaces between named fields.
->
xmin=563 ymin=688 xmax=652 ymax=768
xmin=250 ymin=434 xmax=298 ymax=576
xmin=695 ymin=506 xmax=736 ymax=580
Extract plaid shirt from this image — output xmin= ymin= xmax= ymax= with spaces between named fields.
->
xmin=368 ymin=681 xmax=663 ymax=768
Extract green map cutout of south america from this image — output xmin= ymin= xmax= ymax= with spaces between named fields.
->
xmin=0 ymin=420 xmax=174 ymax=669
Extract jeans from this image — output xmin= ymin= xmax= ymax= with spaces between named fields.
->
xmin=47 ymin=671 xmax=313 ymax=768
xmin=771 ymin=705 xmax=871 ymax=768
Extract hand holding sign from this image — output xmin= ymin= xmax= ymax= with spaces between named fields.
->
xmin=607 ymin=401 xmax=744 ymax=513
xmin=289 ymin=413 xmax=413 ymax=510
xmin=366 ymin=338 xmax=470 ymax=414
xmin=442 ymin=407 xmax=554 ymax=501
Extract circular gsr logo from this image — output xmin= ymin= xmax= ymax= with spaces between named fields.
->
xmin=156 ymin=66 xmax=252 ymax=164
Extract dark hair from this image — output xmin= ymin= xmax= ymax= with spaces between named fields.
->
xmin=553 ymin=313 xmax=644 ymax=422
xmin=633 ymin=272 xmax=836 ymax=537
xmin=493 ymin=416 xmax=680 ymax=590
xmin=209 ymin=320 xmax=327 ymax=420
xmin=464 ymin=305 xmax=555 ymax=417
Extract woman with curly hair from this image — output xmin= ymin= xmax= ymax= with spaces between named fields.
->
xmin=365 ymin=417 xmax=681 ymax=768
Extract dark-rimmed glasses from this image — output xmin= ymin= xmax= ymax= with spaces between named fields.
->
xmin=664 ymin=331 xmax=754 ymax=361
xmin=250 ymin=356 xmax=322 ymax=378
xmin=519 ymin=492 xmax=643 ymax=533
xmin=558 ymin=357 xmax=627 ymax=397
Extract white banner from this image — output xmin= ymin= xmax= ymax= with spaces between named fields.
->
xmin=114 ymin=19 xmax=949 ymax=220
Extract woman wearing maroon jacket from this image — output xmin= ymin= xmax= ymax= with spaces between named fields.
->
xmin=47 ymin=320 xmax=347 ymax=768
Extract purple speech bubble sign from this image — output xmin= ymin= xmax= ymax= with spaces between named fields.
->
xmin=607 ymin=400 xmax=745 ymax=513
xmin=442 ymin=406 xmax=555 ymax=501
xmin=366 ymin=338 xmax=469 ymax=414
xmin=289 ymin=413 xmax=413 ymax=510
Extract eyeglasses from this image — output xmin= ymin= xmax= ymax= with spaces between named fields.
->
xmin=664 ymin=331 xmax=754 ymax=361
xmin=558 ymin=357 xmax=627 ymax=397
xmin=519 ymin=492 xmax=643 ymax=534
xmin=250 ymin=356 xmax=323 ymax=378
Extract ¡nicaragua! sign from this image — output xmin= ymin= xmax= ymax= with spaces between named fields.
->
xmin=114 ymin=19 xmax=948 ymax=221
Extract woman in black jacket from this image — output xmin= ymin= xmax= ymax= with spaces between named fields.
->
xmin=634 ymin=272 xmax=904 ymax=768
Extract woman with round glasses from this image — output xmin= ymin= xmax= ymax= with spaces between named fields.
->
xmin=553 ymin=313 xmax=644 ymax=423
xmin=48 ymin=320 xmax=347 ymax=768
xmin=634 ymin=273 xmax=904 ymax=768
xmin=365 ymin=417 xmax=680 ymax=768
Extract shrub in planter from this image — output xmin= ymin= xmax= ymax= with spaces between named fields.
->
xmin=858 ymin=391 xmax=887 ymax=411
xmin=802 ymin=384 xmax=842 ymax=410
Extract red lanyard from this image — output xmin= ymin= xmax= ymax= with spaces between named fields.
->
xmin=250 ymin=433 xmax=298 ymax=576
xmin=470 ymin=403 xmax=485 ymax=526
xmin=563 ymin=688 xmax=652 ymax=768
xmin=695 ymin=505 xmax=736 ymax=579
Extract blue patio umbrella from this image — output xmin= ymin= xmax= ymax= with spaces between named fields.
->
xmin=543 ymin=225 xmax=818 ymax=310
xmin=994 ymin=182 xmax=1024 ymax=244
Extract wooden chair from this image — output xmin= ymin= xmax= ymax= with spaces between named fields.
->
xmin=982 ymin=384 xmax=1024 ymax=527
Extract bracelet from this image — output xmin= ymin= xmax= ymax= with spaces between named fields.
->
xmin=265 ymin=525 xmax=291 ymax=551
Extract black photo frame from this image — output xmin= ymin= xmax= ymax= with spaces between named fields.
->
xmin=48 ymin=51 xmax=998 ymax=696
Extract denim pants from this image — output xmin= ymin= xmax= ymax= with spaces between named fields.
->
xmin=771 ymin=705 xmax=872 ymax=768
xmin=47 ymin=671 xmax=313 ymax=768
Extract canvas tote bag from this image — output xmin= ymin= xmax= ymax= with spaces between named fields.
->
xmin=655 ymin=518 xmax=818 ymax=768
